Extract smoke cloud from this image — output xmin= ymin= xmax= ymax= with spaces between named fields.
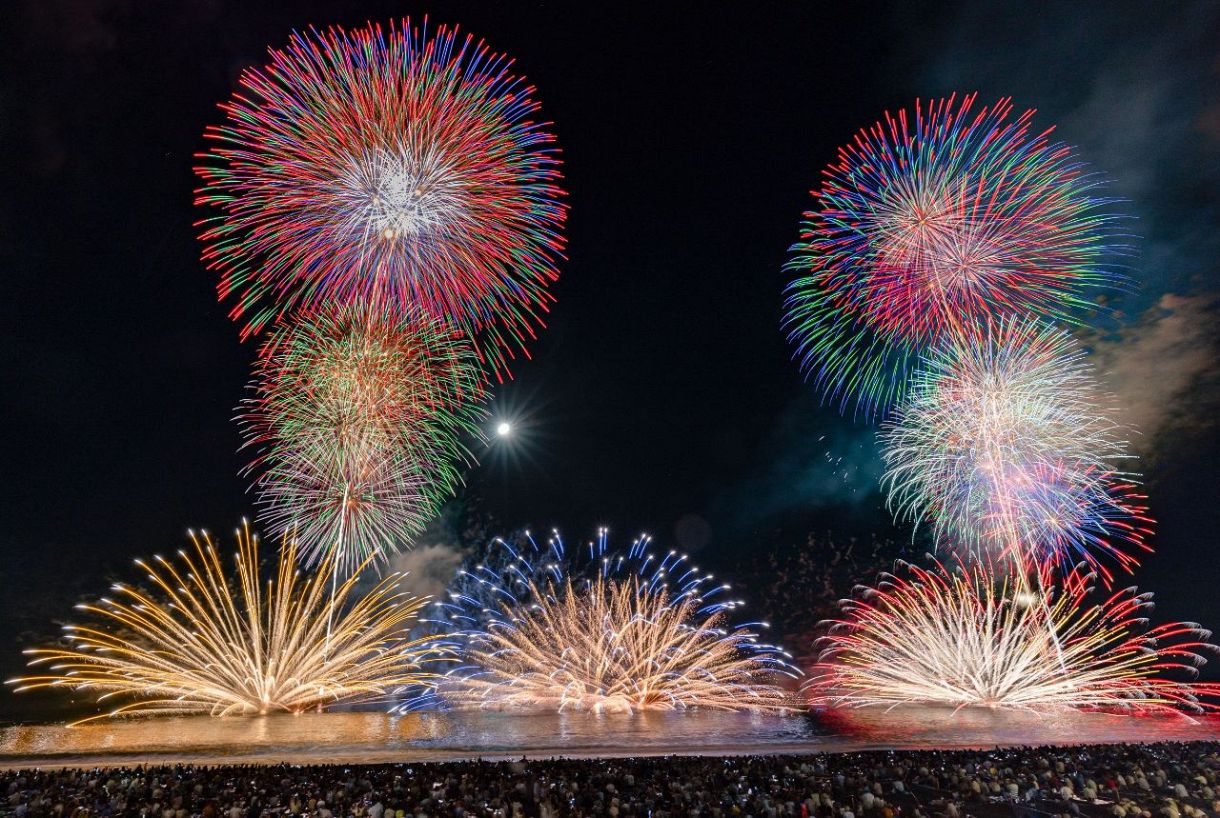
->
xmin=349 ymin=505 xmax=477 ymax=602
xmin=1081 ymin=294 xmax=1220 ymax=453
xmin=709 ymin=393 xmax=886 ymax=537
xmin=386 ymin=541 xmax=468 ymax=602
xmin=913 ymin=1 xmax=1220 ymax=459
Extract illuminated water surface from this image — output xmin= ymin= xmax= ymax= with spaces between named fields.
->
xmin=3 ymin=708 xmax=1219 ymax=768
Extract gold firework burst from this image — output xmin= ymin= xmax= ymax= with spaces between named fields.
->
xmin=9 ymin=522 xmax=449 ymax=723
xmin=444 ymin=574 xmax=798 ymax=713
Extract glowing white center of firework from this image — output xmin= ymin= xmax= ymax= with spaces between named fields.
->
xmin=879 ymin=323 xmax=1135 ymax=567
xmin=496 ymin=422 xmax=512 ymax=437
xmin=350 ymin=147 xmax=463 ymax=240
xmin=881 ymin=190 xmax=1002 ymax=294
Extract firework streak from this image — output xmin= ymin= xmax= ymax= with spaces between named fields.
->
xmin=239 ymin=304 xmax=486 ymax=574
xmin=879 ymin=318 xmax=1152 ymax=580
xmin=805 ymin=559 xmax=1220 ymax=714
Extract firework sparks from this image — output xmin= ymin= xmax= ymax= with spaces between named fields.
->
xmin=240 ymin=304 xmax=485 ymax=573
xmin=805 ymin=560 xmax=1220 ymax=715
xmin=195 ymin=19 xmax=567 ymax=378
xmin=7 ymin=522 xmax=450 ymax=723
xmin=783 ymin=93 xmax=1124 ymax=415
xmin=429 ymin=530 xmax=800 ymax=713
xmin=879 ymin=318 xmax=1151 ymax=579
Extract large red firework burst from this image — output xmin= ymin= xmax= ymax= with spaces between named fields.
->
xmin=784 ymin=93 xmax=1124 ymax=415
xmin=196 ymin=20 xmax=566 ymax=379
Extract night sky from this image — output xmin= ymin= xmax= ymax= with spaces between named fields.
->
xmin=2 ymin=1 xmax=1218 ymax=705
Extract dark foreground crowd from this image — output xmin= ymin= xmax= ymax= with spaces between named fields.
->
xmin=5 ymin=742 xmax=1220 ymax=818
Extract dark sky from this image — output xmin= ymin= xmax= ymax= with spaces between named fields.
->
xmin=2 ymin=0 xmax=1218 ymax=695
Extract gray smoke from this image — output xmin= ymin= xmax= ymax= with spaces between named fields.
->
xmin=1081 ymin=294 xmax=1220 ymax=453
xmin=913 ymin=1 xmax=1220 ymax=458
xmin=350 ymin=505 xmax=476 ymax=602
xmin=386 ymin=541 xmax=468 ymax=602
xmin=710 ymin=393 xmax=885 ymax=536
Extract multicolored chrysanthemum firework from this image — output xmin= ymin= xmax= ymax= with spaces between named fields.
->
xmin=805 ymin=559 xmax=1220 ymax=715
xmin=784 ymin=93 xmax=1124 ymax=415
xmin=879 ymin=318 xmax=1151 ymax=580
xmin=425 ymin=529 xmax=800 ymax=713
xmin=7 ymin=523 xmax=450 ymax=723
xmin=240 ymin=304 xmax=485 ymax=573
xmin=196 ymin=20 xmax=566 ymax=378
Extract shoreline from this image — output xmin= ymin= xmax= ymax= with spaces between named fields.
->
xmin=5 ymin=707 xmax=1219 ymax=771
xmin=7 ymin=735 xmax=1220 ymax=772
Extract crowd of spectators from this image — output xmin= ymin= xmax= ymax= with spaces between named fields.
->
xmin=6 ymin=741 xmax=1220 ymax=818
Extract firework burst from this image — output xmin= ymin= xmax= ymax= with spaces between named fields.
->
xmin=196 ymin=19 xmax=566 ymax=378
xmin=805 ymin=559 xmax=1220 ymax=715
xmin=784 ymin=93 xmax=1124 ymax=415
xmin=429 ymin=530 xmax=800 ymax=713
xmin=7 ymin=523 xmax=450 ymax=724
xmin=879 ymin=318 xmax=1151 ymax=579
xmin=240 ymin=304 xmax=486 ymax=573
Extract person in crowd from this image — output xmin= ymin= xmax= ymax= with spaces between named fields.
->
xmin=4 ymin=741 xmax=1219 ymax=818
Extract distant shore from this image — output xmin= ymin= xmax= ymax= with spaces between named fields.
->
xmin=5 ymin=736 xmax=1220 ymax=772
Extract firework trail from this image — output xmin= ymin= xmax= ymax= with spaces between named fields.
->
xmin=196 ymin=19 xmax=566 ymax=379
xmin=784 ymin=93 xmax=1124 ymax=416
xmin=805 ymin=559 xmax=1220 ymax=714
xmin=240 ymin=304 xmax=486 ymax=573
xmin=7 ymin=522 xmax=450 ymax=723
xmin=879 ymin=318 xmax=1152 ymax=580
xmin=425 ymin=529 xmax=800 ymax=713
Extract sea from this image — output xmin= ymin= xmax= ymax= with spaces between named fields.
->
xmin=3 ymin=707 xmax=1220 ymax=769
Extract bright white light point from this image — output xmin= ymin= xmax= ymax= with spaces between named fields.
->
xmin=496 ymin=422 xmax=512 ymax=437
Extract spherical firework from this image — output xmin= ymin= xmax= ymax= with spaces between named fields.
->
xmin=428 ymin=529 xmax=799 ymax=713
xmin=879 ymin=318 xmax=1152 ymax=579
xmin=196 ymin=20 xmax=566 ymax=378
xmin=7 ymin=522 xmax=450 ymax=723
xmin=240 ymin=304 xmax=486 ymax=573
xmin=249 ymin=435 xmax=431 ymax=575
xmin=805 ymin=559 xmax=1220 ymax=714
xmin=784 ymin=93 xmax=1124 ymax=415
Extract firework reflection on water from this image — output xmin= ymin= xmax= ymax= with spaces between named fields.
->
xmin=3 ymin=708 xmax=1218 ymax=767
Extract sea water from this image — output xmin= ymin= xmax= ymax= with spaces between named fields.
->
xmin=3 ymin=707 xmax=1219 ymax=768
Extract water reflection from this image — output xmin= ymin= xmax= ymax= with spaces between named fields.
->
xmin=1 ymin=712 xmax=453 ymax=760
xmin=821 ymin=706 xmax=1220 ymax=747
xmin=2 ymin=707 xmax=1218 ymax=767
